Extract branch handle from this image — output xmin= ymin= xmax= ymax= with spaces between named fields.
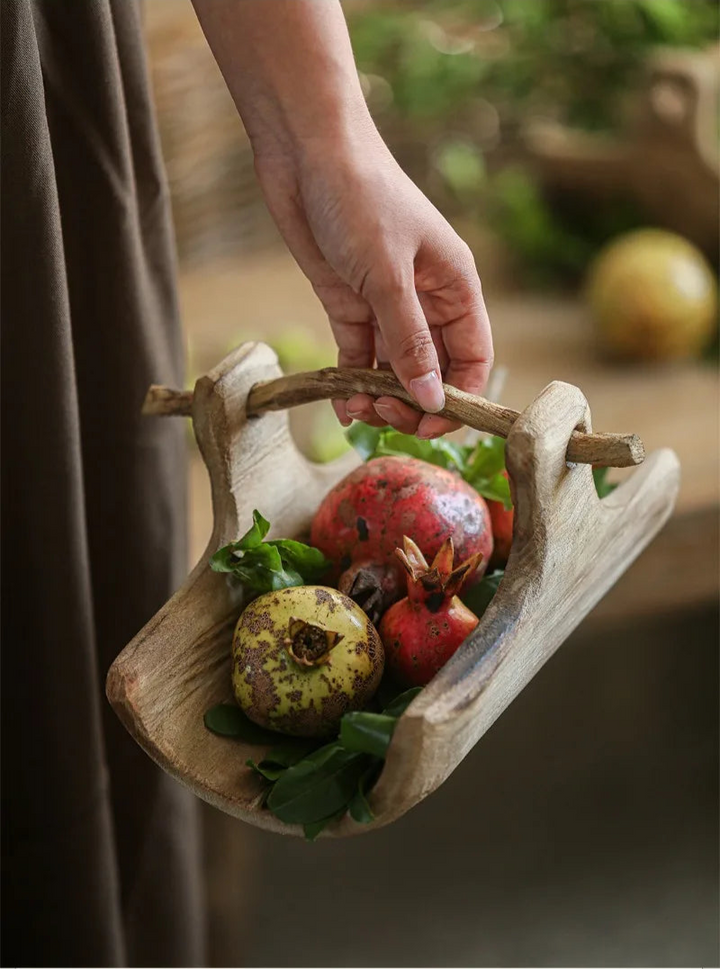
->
xmin=143 ymin=367 xmax=644 ymax=468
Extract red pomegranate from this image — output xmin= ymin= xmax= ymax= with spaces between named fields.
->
xmin=310 ymin=456 xmax=493 ymax=622
xmin=380 ymin=536 xmax=481 ymax=687
xmin=487 ymin=471 xmax=513 ymax=568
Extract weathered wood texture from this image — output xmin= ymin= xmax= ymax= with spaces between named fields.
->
xmin=108 ymin=342 xmax=679 ymax=837
xmin=145 ymin=367 xmax=645 ymax=468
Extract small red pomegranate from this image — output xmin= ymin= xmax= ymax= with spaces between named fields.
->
xmin=380 ymin=536 xmax=482 ymax=687
xmin=310 ymin=456 xmax=493 ymax=622
xmin=487 ymin=471 xmax=514 ymax=568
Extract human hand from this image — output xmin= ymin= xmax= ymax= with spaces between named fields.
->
xmin=254 ymin=128 xmax=493 ymax=438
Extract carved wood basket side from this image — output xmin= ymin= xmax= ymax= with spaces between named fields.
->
xmin=106 ymin=342 xmax=680 ymax=837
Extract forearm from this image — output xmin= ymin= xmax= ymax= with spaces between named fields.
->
xmin=190 ymin=0 xmax=374 ymax=157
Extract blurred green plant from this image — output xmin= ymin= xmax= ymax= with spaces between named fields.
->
xmin=349 ymin=0 xmax=719 ymax=285
xmin=487 ymin=166 xmax=648 ymax=286
xmin=350 ymin=0 xmax=718 ymax=132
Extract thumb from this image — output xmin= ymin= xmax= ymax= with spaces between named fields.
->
xmin=366 ymin=276 xmax=445 ymax=413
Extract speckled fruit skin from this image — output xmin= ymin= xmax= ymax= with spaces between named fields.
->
xmin=487 ymin=471 xmax=513 ymax=568
xmin=310 ymin=456 xmax=493 ymax=590
xmin=232 ymin=586 xmax=384 ymax=738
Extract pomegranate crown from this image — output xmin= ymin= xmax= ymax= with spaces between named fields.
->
xmin=395 ymin=536 xmax=483 ymax=601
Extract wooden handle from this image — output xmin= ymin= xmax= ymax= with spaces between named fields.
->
xmin=144 ymin=368 xmax=645 ymax=468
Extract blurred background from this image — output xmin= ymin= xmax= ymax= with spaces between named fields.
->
xmin=143 ymin=1 xmax=718 ymax=965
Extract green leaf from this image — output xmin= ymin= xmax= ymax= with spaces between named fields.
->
xmin=340 ymin=712 xmax=397 ymax=759
xmin=474 ymin=471 xmax=512 ymax=509
xmin=261 ymin=739 xmax=321 ymax=769
xmin=346 ymin=422 xmax=472 ymax=473
xmin=381 ymin=686 xmax=423 ymax=719
xmin=462 ymin=569 xmax=505 ymax=619
xmin=246 ymin=759 xmax=285 ymax=782
xmin=349 ymin=764 xmax=380 ymax=824
xmin=207 ymin=543 xmax=241 ymax=574
xmin=372 ymin=675 xmax=409 ymax=712
xmin=593 ymin=467 xmax=618 ymax=499
xmin=247 ymin=738 xmax=321 ymax=782
xmin=203 ymin=704 xmax=281 ymax=744
xmin=209 ymin=511 xmax=329 ymax=595
xmin=303 ymin=807 xmax=347 ymax=842
xmin=464 ymin=437 xmax=513 ymax=510
xmin=375 ymin=431 xmax=471 ymax=472
xmin=267 ymin=744 xmax=368 ymax=825
xmin=346 ymin=422 xmax=384 ymax=460
xmin=238 ymin=509 xmax=271 ymax=549
xmin=466 ymin=435 xmax=506 ymax=479
xmin=267 ymin=539 xmax=331 ymax=582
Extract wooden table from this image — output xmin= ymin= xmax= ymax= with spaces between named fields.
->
xmin=489 ymin=295 xmax=719 ymax=621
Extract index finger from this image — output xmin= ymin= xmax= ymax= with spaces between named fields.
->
xmin=417 ymin=286 xmax=494 ymax=438
xmin=364 ymin=274 xmax=445 ymax=414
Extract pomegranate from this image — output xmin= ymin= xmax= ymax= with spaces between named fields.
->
xmin=487 ymin=470 xmax=513 ymax=568
xmin=380 ymin=536 xmax=482 ymax=687
xmin=310 ymin=456 xmax=493 ymax=622
xmin=232 ymin=586 xmax=384 ymax=737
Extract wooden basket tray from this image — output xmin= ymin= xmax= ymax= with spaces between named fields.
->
xmin=106 ymin=342 xmax=680 ymax=836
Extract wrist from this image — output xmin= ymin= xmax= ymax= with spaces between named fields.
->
xmin=249 ymin=91 xmax=380 ymax=167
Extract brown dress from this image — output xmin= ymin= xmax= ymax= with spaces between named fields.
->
xmin=1 ymin=1 xmax=205 ymax=964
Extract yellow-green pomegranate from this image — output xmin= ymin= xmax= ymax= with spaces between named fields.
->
xmin=232 ymin=586 xmax=384 ymax=737
xmin=585 ymin=228 xmax=717 ymax=361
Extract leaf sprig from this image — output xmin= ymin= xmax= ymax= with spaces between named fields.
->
xmin=592 ymin=466 xmax=619 ymax=499
xmin=210 ymin=510 xmax=330 ymax=594
xmin=204 ymin=686 xmax=421 ymax=840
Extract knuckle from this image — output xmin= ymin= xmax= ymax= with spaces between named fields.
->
xmin=376 ymin=272 xmax=408 ymax=299
xmin=396 ymin=329 xmax=436 ymax=364
xmin=363 ymin=259 xmax=410 ymax=301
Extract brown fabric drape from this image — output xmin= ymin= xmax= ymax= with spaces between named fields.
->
xmin=1 ymin=1 xmax=205 ymax=964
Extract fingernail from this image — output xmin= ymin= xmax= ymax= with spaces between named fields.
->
xmin=346 ymin=407 xmax=364 ymax=420
xmin=373 ymin=401 xmax=397 ymax=423
xmin=409 ymin=371 xmax=445 ymax=414
xmin=338 ymin=415 xmax=352 ymax=427
xmin=417 ymin=429 xmax=443 ymax=440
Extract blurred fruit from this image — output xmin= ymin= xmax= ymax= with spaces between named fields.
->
xmin=585 ymin=228 xmax=718 ymax=361
xmin=306 ymin=405 xmax=351 ymax=464
xmin=270 ymin=327 xmax=335 ymax=373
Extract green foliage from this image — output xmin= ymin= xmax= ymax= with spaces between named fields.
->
xmin=350 ymin=0 xmax=719 ymax=133
xmin=267 ymin=744 xmax=368 ymax=825
xmin=592 ymin=466 xmax=618 ymax=498
xmin=348 ymin=0 xmax=718 ymax=285
xmin=462 ymin=569 xmax=505 ymax=618
xmin=340 ymin=712 xmax=399 ymax=759
xmin=348 ymin=766 xmax=380 ymax=825
xmin=434 ymin=140 xmax=486 ymax=201
xmin=488 ymin=166 xmax=650 ymax=286
xmin=464 ymin=435 xmax=512 ymax=509
xmin=203 ymin=704 xmax=282 ymax=745
xmin=204 ymin=685 xmax=422 ymax=839
xmin=210 ymin=510 xmax=330 ymax=595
